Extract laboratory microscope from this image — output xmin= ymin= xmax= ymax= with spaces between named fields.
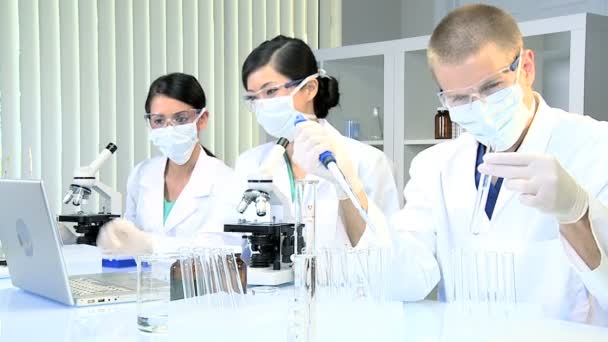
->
xmin=224 ymin=138 xmax=303 ymax=286
xmin=58 ymin=143 xmax=122 ymax=245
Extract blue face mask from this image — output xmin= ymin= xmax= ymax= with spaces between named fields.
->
xmin=449 ymin=84 xmax=533 ymax=151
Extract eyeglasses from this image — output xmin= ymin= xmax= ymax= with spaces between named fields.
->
xmin=144 ymin=108 xmax=202 ymax=129
xmin=242 ymin=78 xmax=304 ymax=110
xmin=437 ymin=52 xmax=522 ymax=109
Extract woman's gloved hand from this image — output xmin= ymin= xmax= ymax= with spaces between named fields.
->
xmin=97 ymin=218 xmax=154 ymax=255
xmin=293 ymin=120 xmax=363 ymax=199
xmin=57 ymin=223 xmax=78 ymax=245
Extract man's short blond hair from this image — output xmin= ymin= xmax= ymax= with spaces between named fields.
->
xmin=428 ymin=4 xmax=522 ymax=67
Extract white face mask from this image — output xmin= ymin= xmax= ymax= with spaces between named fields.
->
xmin=149 ymin=110 xmax=204 ymax=165
xmin=448 ymin=60 xmax=533 ymax=152
xmin=253 ymin=74 xmax=318 ymax=140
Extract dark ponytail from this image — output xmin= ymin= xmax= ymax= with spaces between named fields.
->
xmin=241 ymin=35 xmax=340 ymax=118
xmin=314 ymin=75 xmax=340 ymax=118
xmin=145 ymin=72 xmax=215 ymax=157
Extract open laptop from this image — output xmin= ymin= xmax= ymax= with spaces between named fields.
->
xmin=0 ymin=179 xmax=138 ymax=306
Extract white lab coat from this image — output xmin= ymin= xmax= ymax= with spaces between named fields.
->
xmin=386 ymin=94 xmax=608 ymax=325
xmin=124 ymin=147 xmax=245 ymax=251
xmin=235 ymin=119 xmax=400 ymax=248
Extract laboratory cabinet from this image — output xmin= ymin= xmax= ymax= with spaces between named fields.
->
xmin=315 ymin=13 xmax=608 ymax=199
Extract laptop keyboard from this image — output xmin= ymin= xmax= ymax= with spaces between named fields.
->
xmin=70 ymin=277 xmax=131 ymax=297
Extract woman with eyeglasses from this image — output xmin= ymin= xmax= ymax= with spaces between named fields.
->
xmin=97 ymin=73 xmax=243 ymax=255
xmin=236 ymin=36 xmax=400 ymax=248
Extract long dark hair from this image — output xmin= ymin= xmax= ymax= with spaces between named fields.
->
xmin=145 ymin=72 xmax=215 ymax=157
xmin=241 ymin=35 xmax=339 ymax=118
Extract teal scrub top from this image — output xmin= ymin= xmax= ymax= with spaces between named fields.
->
xmin=163 ymin=198 xmax=176 ymax=224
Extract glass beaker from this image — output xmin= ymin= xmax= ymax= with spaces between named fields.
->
xmin=136 ymin=252 xmax=180 ymax=333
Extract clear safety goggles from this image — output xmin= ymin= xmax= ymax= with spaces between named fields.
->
xmin=242 ymin=70 xmax=327 ymax=112
xmin=243 ymin=78 xmax=305 ymax=103
xmin=144 ymin=108 xmax=204 ymax=129
xmin=437 ymin=51 xmax=522 ymax=109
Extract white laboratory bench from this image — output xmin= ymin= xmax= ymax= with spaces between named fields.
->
xmin=0 ymin=274 xmax=607 ymax=341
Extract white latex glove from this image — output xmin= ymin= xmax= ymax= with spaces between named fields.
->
xmin=478 ymin=153 xmax=589 ymax=224
xmin=292 ymin=120 xmax=363 ymax=200
xmin=96 ymin=218 xmax=154 ymax=255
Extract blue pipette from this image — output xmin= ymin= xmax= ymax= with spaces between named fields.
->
xmin=293 ymin=115 xmax=376 ymax=232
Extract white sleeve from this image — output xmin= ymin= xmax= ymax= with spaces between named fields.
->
xmin=560 ymin=195 xmax=608 ymax=311
xmin=383 ymin=150 xmax=441 ymax=301
xmin=193 ymin=167 xmax=247 ymax=243
xmin=353 ymin=149 xmax=401 ymax=249
xmin=123 ymin=162 xmax=143 ymax=223
xmin=234 ymin=151 xmax=254 ymax=180
xmin=359 ymin=149 xmax=401 ymax=218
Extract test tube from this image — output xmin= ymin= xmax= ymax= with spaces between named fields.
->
xmin=470 ymin=144 xmax=495 ymax=235
xmin=178 ymin=248 xmax=196 ymax=301
xmin=501 ymin=252 xmax=517 ymax=306
xmin=448 ymin=247 xmax=517 ymax=318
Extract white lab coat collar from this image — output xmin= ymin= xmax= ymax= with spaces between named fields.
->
xmin=494 ymin=93 xmax=558 ymax=219
xmin=137 ymin=157 xmax=165 ymax=230
xmin=442 ymin=93 xmax=558 ymax=226
xmin=274 ymin=145 xmax=293 ymax=209
xmin=273 ymin=119 xmax=338 ymax=227
xmin=441 ymin=133 xmax=482 ymax=225
xmin=517 ymin=93 xmax=558 ymax=154
xmin=139 ymin=147 xmax=214 ymax=234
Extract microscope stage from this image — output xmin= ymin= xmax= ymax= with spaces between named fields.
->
xmin=248 ymin=266 xmax=294 ymax=286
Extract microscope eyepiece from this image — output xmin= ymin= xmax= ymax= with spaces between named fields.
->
xmin=237 ymin=198 xmax=251 ymax=214
xmin=72 ymin=192 xmax=83 ymax=206
xmin=255 ymin=195 xmax=270 ymax=217
xmin=63 ymin=191 xmax=74 ymax=204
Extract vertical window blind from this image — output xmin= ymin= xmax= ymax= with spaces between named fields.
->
xmin=0 ymin=0 xmax=342 ymax=213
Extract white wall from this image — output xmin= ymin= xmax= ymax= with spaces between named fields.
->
xmin=342 ymin=0 xmax=608 ymax=44
xmin=0 ymin=0 xmax=336 ymax=214
xmin=341 ymin=0 xmax=403 ymax=45
xmin=443 ymin=0 xmax=608 ymax=21
xmin=323 ymin=56 xmax=385 ymax=140
xmin=401 ymin=0 xmax=437 ymax=37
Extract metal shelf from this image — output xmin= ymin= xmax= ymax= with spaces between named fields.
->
xmin=360 ymin=140 xmax=384 ymax=146
xmin=404 ymin=139 xmax=451 ymax=145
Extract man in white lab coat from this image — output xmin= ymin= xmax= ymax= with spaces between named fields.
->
xmin=389 ymin=4 xmax=608 ymax=324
